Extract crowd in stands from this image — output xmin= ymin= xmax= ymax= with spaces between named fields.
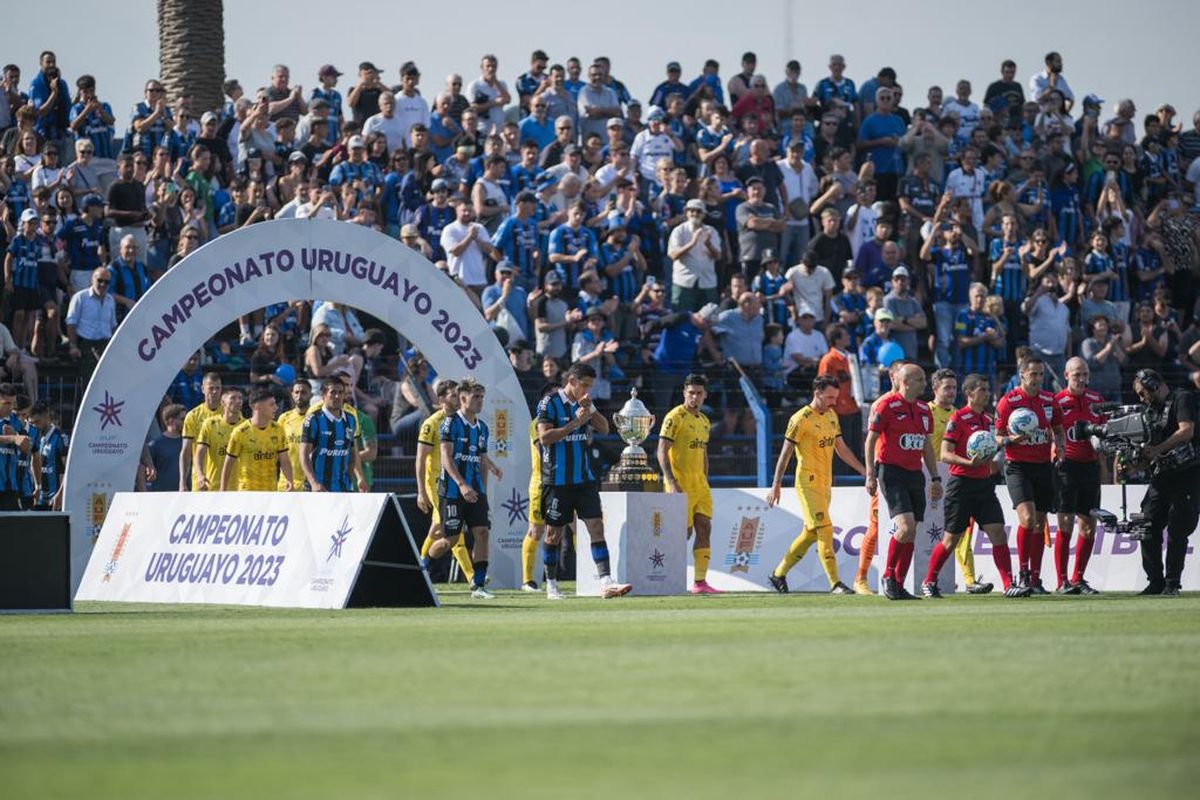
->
xmin=2 ymin=46 xmax=1200 ymax=494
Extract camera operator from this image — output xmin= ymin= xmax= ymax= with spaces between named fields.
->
xmin=1053 ymin=358 xmax=1104 ymax=594
xmin=1126 ymin=369 xmax=1200 ymax=595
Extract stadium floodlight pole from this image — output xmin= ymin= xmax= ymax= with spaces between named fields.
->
xmin=729 ymin=358 xmax=772 ymax=487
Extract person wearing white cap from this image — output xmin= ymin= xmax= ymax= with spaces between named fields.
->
xmin=782 ymin=304 xmax=828 ymax=390
xmin=630 ymin=105 xmax=682 ymax=186
xmin=4 ymin=209 xmax=46 ymax=351
xmin=329 ymin=135 xmax=383 ymax=192
xmin=883 ymin=264 xmax=925 ymax=360
xmin=667 ymin=199 xmax=721 ymax=311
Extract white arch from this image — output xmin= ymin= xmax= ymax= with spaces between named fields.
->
xmin=64 ymin=220 xmax=532 ymax=591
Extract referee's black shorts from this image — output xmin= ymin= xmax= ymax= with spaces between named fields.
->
xmin=1053 ymin=459 xmax=1101 ymax=516
xmin=944 ymin=475 xmax=1005 ymax=536
xmin=877 ymin=462 xmax=927 ymax=522
xmin=1005 ymin=461 xmax=1054 ymax=512
xmin=542 ymin=481 xmax=603 ymax=527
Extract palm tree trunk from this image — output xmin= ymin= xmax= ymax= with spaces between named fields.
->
xmin=157 ymin=0 xmax=225 ymax=114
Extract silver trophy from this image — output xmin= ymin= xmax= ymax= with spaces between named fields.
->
xmin=607 ymin=388 xmax=660 ymax=489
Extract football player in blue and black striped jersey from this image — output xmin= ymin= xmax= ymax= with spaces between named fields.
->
xmin=433 ymin=378 xmax=502 ymax=599
xmin=536 ymin=363 xmax=632 ymax=600
xmin=301 ymin=380 xmax=365 ymax=493
xmin=29 ymin=401 xmax=67 ymax=510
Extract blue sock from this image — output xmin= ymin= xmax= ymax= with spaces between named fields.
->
xmin=591 ymin=542 xmax=611 ymax=578
xmin=544 ymin=546 xmax=559 ymax=581
xmin=473 ymin=560 xmax=488 ymax=588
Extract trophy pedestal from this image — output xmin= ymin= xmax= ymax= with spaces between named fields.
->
xmin=601 ymin=446 xmax=661 ymax=492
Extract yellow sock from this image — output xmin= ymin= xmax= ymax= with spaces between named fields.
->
xmin=774 ymin=529 xmax=817 ymax=577
xmin=522 ymin=535 xmax=538 ymax=584
xmin=419 ymin=532 xmax=434 ymax=560
xmin=694 ymin=547 xmax=711 ymax=583
xmin=955 ymin=527 xmax=976 ymax=584
xmin=452 ymin=534 xmax=474 ymax=582
xmin=816 ymin=529 xmax=839 ymax=587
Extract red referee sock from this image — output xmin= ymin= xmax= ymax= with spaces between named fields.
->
xmin=924 ymin=542 xmax=952 ymax=584
xmin=883 ymin=536 xmax=900 ymax=580
xmin=1029 ymin=525 xmax=1047 ymax=582
xmin=1054 ymin=530 xmax=1071 ymax=587
xmin=992 ymin=543 xmax=1014 ymax=590
xmin=1072 ymin=535 xmax=1094 ymax=584
xmin=896 ymin=541 xmax=915 ymax=582
xmin=1015 ymin=526 xmax=1031 ymax=572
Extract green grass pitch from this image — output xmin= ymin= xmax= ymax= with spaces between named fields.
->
xmin=2 ymin=591 xmax=1199 ymax=799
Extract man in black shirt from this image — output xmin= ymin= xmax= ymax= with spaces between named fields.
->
xmin=1129 ymin=369 xmax=1200 ymax=595
xmin=104 ymin=152 xmax=149 ymax=259
xmin=807 ymin=207 xmax=853 ymax=285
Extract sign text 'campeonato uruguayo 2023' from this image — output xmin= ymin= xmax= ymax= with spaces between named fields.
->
xmin=133 ymin=247 xmax=487 ymax=370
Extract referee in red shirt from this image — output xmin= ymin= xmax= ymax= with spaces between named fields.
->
xmin=864 ymin=363 xmax=943 ymax=600
xmin=996 ymin=357 xmax=1066 ymax=594
xmin=1052 ymin=357 xmax=1104 ymax=594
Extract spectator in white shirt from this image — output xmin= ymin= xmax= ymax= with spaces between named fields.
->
xmin=782 ymin=250 xmax=835 ymax=324
xmin=783 ymin=305 xmax=827 ymax=390
xmin=776 ymin=140 xmax=818 ymax=263
xmin=363 ymin=92 xmax=410 ymax=154
xmin=465 ymin=54 xmax=511 ymax=135
xmin=440 ymin=200 xmax=502 ymax=295
xmin=393 ymin=65 xmax=430 ymax=146
xmin=666 ymin=199 xmax=721 ymax=311
xmin=942 ymin=80 xmax=981 ymax=137
xmin=1028 ymin=51 xmax=1074 ymax=111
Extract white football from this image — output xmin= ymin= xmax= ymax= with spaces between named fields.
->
xmin=966 ymin=430 xmax=998 ymax=460
xmin=1007 ymin=407 xmax=1040 ymax=437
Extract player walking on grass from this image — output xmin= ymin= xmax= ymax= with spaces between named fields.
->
xmin=925 ymin=373 xmax=1031 ymax=598
xmin=929 ymin=369 xmax=991 ymax=593
xmin=659 ymin=374 xmax=721 ymax=595
xmin=179 ymin=371 xmax=222 ymax=490
xmin=996 ymin=356 xmax=1064 ymax=593
xmin=767 ymin=376 xmax=867 ymax=594
xmin=193 ymin=387 xmax=243 ymax=492
xmin=854 ymin=359 xmax=908 ymax=595
xmin=277 ymin=381 xmax=312 ymax=491
xmin=436 ymin=379 xmax=503 ymax=600
xmin=1052 ymin=357 xmax=1103 ymax=594
xmin=416 ymin=379 xmax=475 ymax=583
xmin=537 ymin=363 xmax=632 ymax=600
xmin=301 ymin=380 xmax=366 ymax=493
xmin=864 ymin=364 xmax=943 ymax=600
xmin=220 ymin=388 xmax=292 ymax=491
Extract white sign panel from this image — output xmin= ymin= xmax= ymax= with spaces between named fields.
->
xmin=576 ymin=493 xmax=688 ymax=596
xmin=63 ymin=220 xmax=532 ymax=592
xmin=700 ymin=486 xmax=1195 ymax=593
xmin=77 ymin=492 xmax=395 ymax=609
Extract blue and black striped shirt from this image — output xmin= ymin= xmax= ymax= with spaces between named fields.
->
xmin=537 ymin=390 xmax=596 ymax=486
xmin=0 ymin=412 xmax=26 ymax=494
xmin=35 ymin=425 xmax=68 ymax=506
xmin=495 ymin=215 xmax=541 ymax=277
xmin=302 ymin=410 xmax=357 ymax=492
xmin=6 ymin=234 xmax=44 ymax=290
xmin=439 ymin=412 xmax=489 ymax=500
xmin=990 ymin=237 xmax=1026 ymax=302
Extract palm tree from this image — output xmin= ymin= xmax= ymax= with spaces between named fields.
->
xmin=157 ymin=0 xmax=225 ymax=113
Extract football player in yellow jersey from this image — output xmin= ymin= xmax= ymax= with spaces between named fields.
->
xmin=276 ymin=381 xmax=312 ymax=491
xmin=193 ymin=387 xmax=244 ymax=492
xmin=521 ymin=391 xmax=552 ymax=591
xmin=766 ymin=376 xmax=867 ymax=594
xmin=179 ymin=370 xmax=222 ymax=490
xmin=657 ymin=374 xmax=720 ymax=595
xmin=415 ymin=379 xmax=474 ymax=582
xmin=929 ymin=369 xmax=991 ymax=593
xmin=221 ymin=388 xmax=292 ymax=491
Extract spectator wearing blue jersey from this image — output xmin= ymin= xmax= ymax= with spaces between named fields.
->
xmin=128 ymin=79 xmax=173 ymax=159
xmin=858 ymin=87 xmax=906 ymax=201
xmin=329 ymin=136 xmax=382 ymax=190
xmin=1133 ymin=231 xmax=1168 ymax=302
xmin=1101 ymin=217 xmax=1132 ymax=322
xmin=858 ymin=309 xmax=895 ymax=394
xmin=482 ymin=260 xmax=532 ymax=345
xmin=921 ymin=217 xmax=976 ymax=369
xmin=548 ymin=202 xmax=599 ymax=293
xmin=28 ymin=401 xmax=66 ymax=509
xmin=515 ymin=50 xmax=550 ymax=114
xmin=107 ymin=234 xmax=152 ymax=321
xmin=0 ymin=382 xmax=31 ymax=510
xmin=519 ymin=97 xmax=556 ymax=152
xmin=688 ymin=60 xmax=724 ymax=107
xmin=301 ymin=380 xmax=365 ymax=493
xmin=28 ymin=53 xmax=70 ymax=150
xmin=4 ymin=209 xmax=44 ymax=351
xmin=650 ymin=62 xmax=687 ymax=110
xmin=1050 ymin=163 xmax=1083 ymax=250
xmin=67 ymin=75 xmax=115 ymax=161
xmin=494 ymin=190 xmax=542 ymax=286
xmin=956 ymin=283 xmax=1003 ymax=378
xmin=56 ymin=195 xmax=105 ymax=292
xmin=813 ymin=55 xmax=857 ymax=119
xmin=414 ymin=179 xmax=456 ymax=264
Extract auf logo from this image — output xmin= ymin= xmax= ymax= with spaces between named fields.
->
xmin=649 ymin=549 xmax=665 ymax=569
xmin=926 ymin=523 xmax=944 ymax=544
xmin=92 ymin=391 xmax=125 ymax=430
xmin=327 ymin=515 xmax=352 ymax=561
xmin=502 ymin=487 xmax=529 ymax=525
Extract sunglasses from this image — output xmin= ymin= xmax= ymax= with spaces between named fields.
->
xmin=183 ymin=233 xmax=199 ymax=240
xmin=79 ymin=148 xmax=94 ymax=154
xmin=95 ymin=279 xmax=110 ymax=285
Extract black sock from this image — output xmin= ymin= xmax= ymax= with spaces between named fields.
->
xmin=544 ymin=544 xmax=559 ymax=581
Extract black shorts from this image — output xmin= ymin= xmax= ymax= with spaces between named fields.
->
xmin=1005 ymin=461 xmax=1054 ymax=512
xmin=11 ymin=286 xmax=42 ymax=312
xmin=944 ymin=476 xmax=1005 ymax=535
xmin=877 ymin=463 xmax=926 ymax=522
xmin=542 ymin=482 xmax=602 ymax=527
xmin=439 ymin=493 xmax=490 ymax=534
xmin=1054 ymin=460 xmax=1102 ymax=515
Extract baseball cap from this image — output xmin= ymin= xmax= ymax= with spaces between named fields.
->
xmin=892 ymin=265 xmax=911 ymax=279
xmin=310 ymin=97 xmax=330 ymax=110
xmin=646 ymin=105 xmax=666 ymax=121
xmin=246 ymin=147 xmax=262 ymax=160
xmin=537 ymin=173 xmax=559 ymax=191
xmin=685 ymin=198 xmax=705 ymax=212
xmin=585 ymin=305 xmax=605 ymax=319
xmin=288 ymin=151 xmax=308 ymax=164
xmin=358 ymin=61 xmax=381 ymax=73
xmin=430 ymin=178 xmax=449 ymax=192
xmin=761 ymin=248 xmax=779 ymax=263
xmin=496 ymin=260 xmax=515 ymax=274
xmin=544 ymin=270 xmax=563 ymax=286
xmin=1083 ymin=93 xmax=1104 ymax=108
xmin=363 ymin=329 xmax=387 ymax=346
xmin=19 ymin=208 xmax=38 ymax=224
xmin=319 ymin=64 xmax=343 ymax=78
xmin=515 ymin=190 xmax=537 ymax=204
xmin=745 ymin=176 xmax=764 ymax=187
xmin=842 ymin=265 xmax=860 ymax=277
xmin=200 ymin=111 xmax=218 ymax=125
xmin=667 ymin=61 xmax=682 ymax=73
xmin=563 ymin=144 xmax=581 ymax=156
xmin=347 ymin=135 xmax=365 ymax=149
xmin=606 ymin=212 xmax=626 ymax=231
xmin=81 ymin=194 xmax=104 ymax=210
xmin=797 ymin=304 xmax=816 ymax=318
xmin=874 ymin=309 xmax=895 ymax=322
xmin=400 ymin=223 xmax=420 ymax=238
xmin=606 ymin=117 xmax=624 ymax=129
